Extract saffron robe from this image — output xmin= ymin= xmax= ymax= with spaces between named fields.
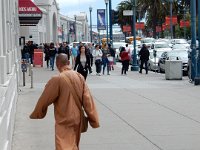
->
xmin=30 ymin=68 xmax=100 ymax=150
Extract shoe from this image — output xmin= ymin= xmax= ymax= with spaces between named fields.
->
xmin=139 ymin=71 xmax=142 ymax=74
xmin=89 ymin=70 xmax=92 ymax=74
xmin=107 ymin=73 xmax=110 ymax=75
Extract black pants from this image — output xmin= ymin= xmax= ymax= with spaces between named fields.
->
xmin=121 ymin=60 xmax=129 ymax=74
xmin=77 ymin=68 xmax=88 ymax=80
xmin=95 ymin=59 xmax=102 ymax=74
xmin=140 ymin=60 xmax=148 ymax=73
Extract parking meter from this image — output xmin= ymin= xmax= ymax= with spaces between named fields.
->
xmin=153 ymin=50 xmax=157 ymax=58
xmin=153 ymin=50 xmax=157 ymax=72
xmin=21 ymin=59 xmax=27 ymax=86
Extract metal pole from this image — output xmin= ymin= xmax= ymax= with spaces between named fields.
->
xmin=89 ymin=7 xmax=92 ymax=43
xmin=106 ymin=3 xmax=109 ymax=44
xmin=131 ymin=0 xmax=139 ymax=71
xmin=109 ymin=0 xmax=113 ymax=46
xmin=23 ymin=72 xmax=25 ymax=86
xmin=191 ymin=0 xmax=197 ymax=82
xmin=30 ymin=64 xmax=33 ymax=88
xmin=194 ymin=0 xmax=200 ymax=85
xmin=183 ymin=7 xmax=186 ymax=39
xmin=74 ymin=16 xmax=77 ymax=42
xmin=62 ymin=24 xmax=64 ymax=42
xmin=170 ymin=0 xmax=173 ymax=39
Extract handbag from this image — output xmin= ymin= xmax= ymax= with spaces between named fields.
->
xmin=61 ymin=73 xmax=88 ymax=133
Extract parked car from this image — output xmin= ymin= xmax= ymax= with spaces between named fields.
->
xmin=113 ymin=42 xmax=127 ymax=61
xmin=158 ymin=50 xmax=188 ymax=74
xmin=141 ymin=38 xmax=155 ymax=48
xmin=151 ymin=42 xmax=172 ymax=52
xmin=171 ymin=39 xmax=190 ymax=49
xmin=148 ymin=50 xmax=166 ymax=71
xmin=172 ymin=44 xmax=189 ymax=51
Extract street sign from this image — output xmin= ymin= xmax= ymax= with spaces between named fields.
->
xmin=123 ymin=10 xmax=133 ymax=16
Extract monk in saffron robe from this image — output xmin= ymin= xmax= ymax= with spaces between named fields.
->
xmin=30 ymin=53 xmax=100 ymax=150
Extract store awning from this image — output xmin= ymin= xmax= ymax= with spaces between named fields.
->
xmin=18 ymin=0 xmax=42 ymax=26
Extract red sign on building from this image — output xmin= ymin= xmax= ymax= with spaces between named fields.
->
xmin=180 ymin=20 xmax=190 ymax=28
xmin=135 ymin=22 xmax=145 ymax=30
xmin=165 ymin=16 xmax=177 ymax=25
xmin=18 ymin=0 xmax=42 ymax=25
xmin=123 ymin=25 xmax=131 ymax=32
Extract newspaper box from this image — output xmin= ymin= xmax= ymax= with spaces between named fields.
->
xmin=34 ymin=49 xmax=43 ymax=67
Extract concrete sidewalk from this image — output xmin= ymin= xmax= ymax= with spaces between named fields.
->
xmin=12 ymin=64 xmax=200 ymax=150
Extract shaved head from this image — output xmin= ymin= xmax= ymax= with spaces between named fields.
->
xmin=56 ymin=53 xmax=68 ymax=66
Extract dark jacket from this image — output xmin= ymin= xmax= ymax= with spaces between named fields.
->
xmin=139 ymin=47 xmax=150 ymax=61
xmin=49 ymin=48 xmax=57 ymax=57
xmin=74 ymin=54 xmax=91 ymax=72
xmin=58 ymin=46 xmax=70 ymax=60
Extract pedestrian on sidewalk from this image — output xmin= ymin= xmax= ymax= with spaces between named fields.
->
xmin=93 ymin=44 xmax=103 ymax=76
xmin=74 ymin=45 xmax=91 ymax=80
xmin=120 ymin=47 xmax=130 ymax=75
xmin=44 ymin=43 xmax=50 ymax=68
xmin=139 ymin=44 xmax=150 ymax=74
xmin=30 ymin=53 xmax=100 ymax=150
xmin=49 ymin=42 xmax=57 ymax=71
xmin=101 ymin=44 xmax=111 ymax=75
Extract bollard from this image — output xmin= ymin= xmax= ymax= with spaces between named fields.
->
xmin=30 ymin=64 xmax=33 ymax=88
xmin=28 ymin=63 xmax=31 ymax=76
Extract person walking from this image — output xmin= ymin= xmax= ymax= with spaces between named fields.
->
xmin=101 ymin=44 xmax=111 ymax=75
xmin=21 ymin=42 xmax=30 ymax=62
xmin=71 ymin=43 xmax=78 ymax=68
xmin=58 ymin=42 xmax=70 ymax=60
xmin=49 ymin=42 xmax=57 ymax=71
xmin=74 ymin=45 xmax=91 ymax=80
xmin=139 ymin=44 xmax=150 ymax=74
xmin=108 ymin=43 xmax=115 ymax=71
xmin=30 ymin=53 xmax=99 ymax=150
xmin=44 ymin=43 xmax=50 ymax=68
xmin=120 ymin=47 xmax=130 ymax=75
xmin=92 ymin=44 xmax=103 ymax=76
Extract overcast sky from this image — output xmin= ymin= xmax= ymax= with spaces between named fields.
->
xmin=57 ymin=0 xmax=122 ymax=27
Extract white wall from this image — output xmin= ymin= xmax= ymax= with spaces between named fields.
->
xmin=0 ymin=0 xmax=20 ymax=150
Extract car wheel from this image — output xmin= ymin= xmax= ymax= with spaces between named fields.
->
xmin=158 ymin=64 xmax=162 ymax=73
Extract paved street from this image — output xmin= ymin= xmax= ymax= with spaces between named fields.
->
xmin=12 ymin=63 xmax=200 ymax=150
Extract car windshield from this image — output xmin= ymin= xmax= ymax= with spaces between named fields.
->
xmin=168 ymin=51 xmax=188 ymax=58
xmin=155 ymin=43 xmax=170 ymax=48
xmin=142 ymin=38 xmax=154 ymax=43
xmin=175 ymin=40 xmax=187 ymax=44
xmin=173 ymin=44 xmax=187 ymax=49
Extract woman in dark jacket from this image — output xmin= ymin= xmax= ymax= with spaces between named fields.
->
xmin=74 ymin=45 xmax=91 ymax=80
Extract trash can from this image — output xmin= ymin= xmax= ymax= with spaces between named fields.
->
xmin=165 ymin=60 xmax=182 ymax=80
xmin=33 ymin=49 xmax=43 ymax=67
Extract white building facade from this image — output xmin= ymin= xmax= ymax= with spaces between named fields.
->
xmin=0 ymin=0 xmax=21 ymax=150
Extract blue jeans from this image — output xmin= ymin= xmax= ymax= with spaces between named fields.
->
xmin=102 ymin=57 xmax=110 ymax=74
xmin=50 ymin=56 xmax=55 ymax=70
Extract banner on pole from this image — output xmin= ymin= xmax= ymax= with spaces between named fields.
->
xmin=97 ymin=9 xmax=106 ymax=30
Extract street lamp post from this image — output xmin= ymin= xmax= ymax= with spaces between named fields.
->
xmin=89 ymin=6 xmax=93 ymax=43
xmin=104 ymin=0 xmax=109 ymax=44
xmin=131 ymin=0 xmax=139 ymax=71
xmin=74 ymin=15 xmax=77 ymax=42
xmin=109 ymin=0 xmax=113 ymax=46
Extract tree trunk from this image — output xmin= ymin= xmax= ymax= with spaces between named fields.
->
xmin=152 ymin=8 xmax=157 ymax=38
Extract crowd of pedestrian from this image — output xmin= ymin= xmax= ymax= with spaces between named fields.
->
xmin=22 ymin=40 xmax=150 ymax=80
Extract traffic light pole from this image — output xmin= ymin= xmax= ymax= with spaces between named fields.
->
xmin=131 ymin=0 xmax=139 ymax=71
xmin=109 ymin=0 xmax=113 ymax=46
xmin=190 ymin=0 xmax=198 ymax=84
xmin=194 ymin=0 xmax=200 ymax=85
